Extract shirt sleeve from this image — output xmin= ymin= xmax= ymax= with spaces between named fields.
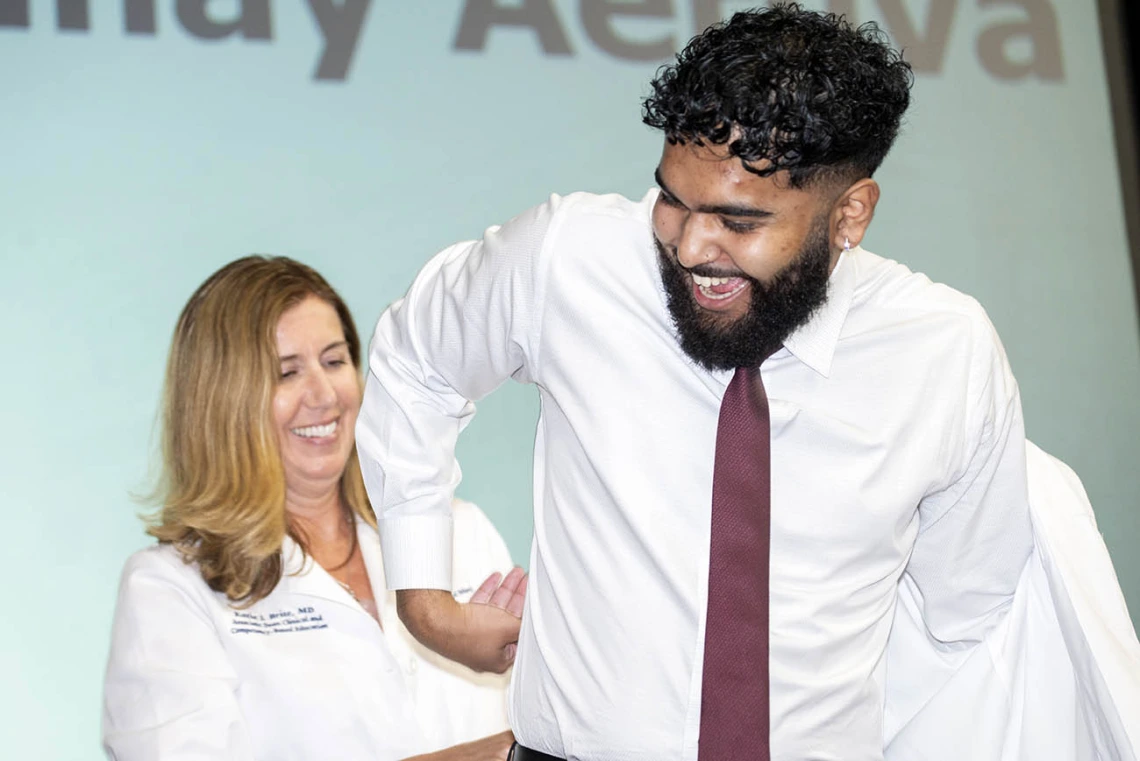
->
xmin=102 ymin=552 xmax=255 ymax=761
xmin=355 ymin=197 xmax=560 ymax=591
xmin=905 ymin=307 xmax=1035 ymax=645
xmin=451 ymin=498 xmax=517 ymax=593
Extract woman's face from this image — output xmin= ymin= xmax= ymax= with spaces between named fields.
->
xmin=272 ymin=295 xmax=361 ymax=502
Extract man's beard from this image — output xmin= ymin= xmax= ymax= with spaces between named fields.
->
xmin=656 ymin=218 xmax=833 ymax=371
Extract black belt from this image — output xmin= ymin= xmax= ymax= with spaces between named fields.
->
xmin=508 ymin=742 xmax=565 ymax=761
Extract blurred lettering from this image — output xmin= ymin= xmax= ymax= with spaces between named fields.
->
xmin=125 ymin=0 xmax=157 ymax=34
xmin=581 ymin=0 xmax=675 ymax=61
xmin=454 ymin=0 xmax=573 ymax=55
xmin=0 ymin=0 xmax=1063 ymax=82
xmin=692 ymin=2 xmax=857 ymax=37
xmin=57 ymin=0 xmax=89 ymax=30
xmin=976 ymin=0 xmax=1063 ymax=81
xmin=176 ymin=0 xmax=271 ymax=40
xmin=877 ymin=0 xmax=957 ymax=73
xmin=306 ymin=0 xmax=373 ymax=80
xmin=0 ymin=0 xmax=372 ymax=81
xmin=454 ymin=0 xmax=1063 ymax=80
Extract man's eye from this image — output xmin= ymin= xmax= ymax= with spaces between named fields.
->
xmin=722 ymin=219 xmax=757 ymax=233
xmin=659 ymin=192 xmax=684 ymax=208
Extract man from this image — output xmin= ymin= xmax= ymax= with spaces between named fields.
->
xmin=356 ymin=5 xmax=1137 ymax=761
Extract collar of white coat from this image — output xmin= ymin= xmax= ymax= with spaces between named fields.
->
xmin=279 ymin=518 xmax=389 ymax=612
xmin=778 ymin=246 xmax=857 ymax=378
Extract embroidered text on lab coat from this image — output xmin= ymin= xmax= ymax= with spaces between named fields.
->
xmin=230 ymin=606 xmax=328 ymax=635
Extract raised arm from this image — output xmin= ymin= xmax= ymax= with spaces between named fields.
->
xmin=355 ymin=197 xmax=559 ymax=672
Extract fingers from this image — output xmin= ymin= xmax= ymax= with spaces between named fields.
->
xmin=506 ymin=573 xmax=527 ymax=618
xmin=488 ymin=566 xmax=526 ymax=613
xmin=470 ymin=571 xmax=503 ymax=605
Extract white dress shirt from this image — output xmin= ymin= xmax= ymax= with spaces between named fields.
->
xmin=356 ymin=191 xmax=1035 ymax=761
xmin=102 ymin=501 xmax=511 ymax=761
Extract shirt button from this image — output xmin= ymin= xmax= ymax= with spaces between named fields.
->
xmin=406 ymin=659 xmax=418 ymax=675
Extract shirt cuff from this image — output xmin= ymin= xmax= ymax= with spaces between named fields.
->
xmin=378 ymin=514 xmax=453 ymax=590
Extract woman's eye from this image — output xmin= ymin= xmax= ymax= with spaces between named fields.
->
xmin=280 ymin=370 xmax=297 ymax=379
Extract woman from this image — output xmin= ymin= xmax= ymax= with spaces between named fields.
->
xmin=102 ymin=256 xmax=524 ymax=761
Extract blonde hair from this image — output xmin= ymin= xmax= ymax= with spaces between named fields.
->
xmin=147 ymin=256 xmax=374 ymax=605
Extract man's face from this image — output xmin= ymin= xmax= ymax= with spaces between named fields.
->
xmin=652 ymin=140 xmax=839 ymax=370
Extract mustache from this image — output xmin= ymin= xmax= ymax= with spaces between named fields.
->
xmin=652 ymin=237 xmax=755 ymax=282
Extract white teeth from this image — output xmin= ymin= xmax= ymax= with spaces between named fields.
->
xmin=691 ymin=273 xmax=747 ymax=300
xmin=292 ymin=421 xmax=337 ymax=438
xmin=691 ymin=273 xmax=733 ymax=288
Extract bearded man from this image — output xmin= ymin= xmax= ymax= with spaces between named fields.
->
xmin=356 ymin=5 xmax=1139 ymax=760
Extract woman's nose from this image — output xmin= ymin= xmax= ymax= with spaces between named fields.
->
xmin=304 ymin=369 xmax=337 ymax=407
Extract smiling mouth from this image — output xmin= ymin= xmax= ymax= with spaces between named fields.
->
xmin=691 ymin=272 xmax=749 ymax=300
xmin=291 ymin=420 xmax=338 ymax=438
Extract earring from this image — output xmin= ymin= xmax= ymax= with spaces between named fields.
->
xmin=843 ymin=237 xmax=851 ymax=253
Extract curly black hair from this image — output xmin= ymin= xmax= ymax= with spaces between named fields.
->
xmin=642 ymin=4 xmax=914 ymax=188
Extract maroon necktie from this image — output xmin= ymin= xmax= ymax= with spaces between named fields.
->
xmin=699 ymin=366 xmax=772 ymax=760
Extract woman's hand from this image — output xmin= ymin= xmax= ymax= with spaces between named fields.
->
xmin=470 ymin=567 xmax=528 ymax=616
xmin=405 ymin=730 xmax=514 ymax=761
xmin=397 ymin=567 xmax=528 ymax=674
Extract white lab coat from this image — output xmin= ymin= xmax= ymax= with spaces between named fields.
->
xmin=884 ymin=442 xmax=1140 ymax=760
xmin=102 ymin=500 xmax=513 ymax=761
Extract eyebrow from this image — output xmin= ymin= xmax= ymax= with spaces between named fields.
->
xmin=278 ymin=340 xmax=348 ymax=363
xmin=654 ymin=167 xmax=775 ymax=219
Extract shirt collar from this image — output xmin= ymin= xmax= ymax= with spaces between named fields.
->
xmin=779 ymin=246 xmax=858 ymax=378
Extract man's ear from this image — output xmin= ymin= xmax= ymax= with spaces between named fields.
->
xmin=830 ymin=178 xmax=880 ymax=251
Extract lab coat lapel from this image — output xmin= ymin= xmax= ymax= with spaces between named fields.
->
xmin=278 ymin=534 xmax=367 ymax=614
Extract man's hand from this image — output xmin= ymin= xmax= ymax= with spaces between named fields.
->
xmin=405 ymin=730 xmax=514 ymax=761
xmin=397 ymin=567 xmax=528 ymax=674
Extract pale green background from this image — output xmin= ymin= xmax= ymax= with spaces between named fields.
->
xmin=1 ymin=2 xmax=1137 ymax=759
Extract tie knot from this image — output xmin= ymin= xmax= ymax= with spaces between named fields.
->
xmin=725 ymin=365 xmax=769 ymax=419
xmin=733 ymin=345 xmax=780 ymax=379
xmin=734 ymin=365 xmax=758 ymax=383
